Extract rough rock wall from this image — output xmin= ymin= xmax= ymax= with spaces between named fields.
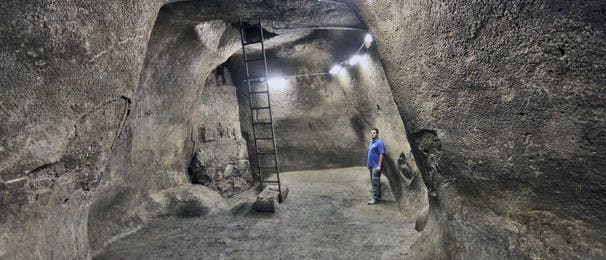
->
xmin=189 ymin=71 xmax=253 ymax=197
xmin=231 ymin=31 xmax=427 ymax=215
xmin=0 ymin=0 xmax=246 ymax=257
xmin=87 ymin=13 xmax=241 ymax=252
xmin=354 ymin=0 xmax=606 ymax=258
xmin=0 ymin=1 xmax=162 ymax=258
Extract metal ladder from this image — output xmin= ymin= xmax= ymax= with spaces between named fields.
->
xmin=238 ymin=18 xmax=282 ymax=202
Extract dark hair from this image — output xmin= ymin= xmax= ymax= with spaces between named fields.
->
xmin=371 ymin=127 xmax=379 ymax=134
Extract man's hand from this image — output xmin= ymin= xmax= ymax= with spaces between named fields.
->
xmin=375 ymin=166 xmax=381 ymax=172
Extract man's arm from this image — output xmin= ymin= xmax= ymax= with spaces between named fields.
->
xmin=376 ymin=140 xmax=385 ymax=171
xmin=376 ymin=153 xmax=384 ymax=172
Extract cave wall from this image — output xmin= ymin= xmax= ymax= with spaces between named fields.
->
xmin=0 ymin=1 xmax=163 ymax=258
xmin=0 ymin=0 xmax=246 ymax=257
xmin=267 ymin=39 xmax=373 ymax=172
xmin=354 ymin=0 xmax=606 ymax=258
xmin=87 ymin=13 xmax=241 ymax=252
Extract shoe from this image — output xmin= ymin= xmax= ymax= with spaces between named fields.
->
xmin=367 ymin=199 xmax=379 ymax=205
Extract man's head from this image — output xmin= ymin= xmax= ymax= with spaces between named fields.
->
xmin=370 ymin=128 xmax=379 ymax=140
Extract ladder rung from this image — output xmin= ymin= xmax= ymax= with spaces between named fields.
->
xmin=261 ymin=180 xmax=280 ymax=183
xmin=245 ymin=77 xmax=266 ymax=82
xmin=250 ymin=90 xmax=269 ymax=94
xmin=248 ymin=74 xmax=265 ymax=79
xmin=252 ymin=106 xmax=270 ymax=110
xmin=256 ymin=151 xmax=275 ymax=154
xmin=245 ymin=57 xmax=264 ymax=63
xmin=248 ymin=80 xmax=268 ymax=87
xmin=243 ymin=24 xmax=261 ymax=29
xmin=259 ymin=166 xmax=277 ymax=169
xmin=244 ymin=40 xmax=262 ymax=46
xmin=255 ymin=137 xmax=274 ymax=140
xmin=253 ymin=122 xmax=272 ymax=125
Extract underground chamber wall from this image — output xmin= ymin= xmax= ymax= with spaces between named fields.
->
xmin=86 ymin=5 xmax=245 ymax=252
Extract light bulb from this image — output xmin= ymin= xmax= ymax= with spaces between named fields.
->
xmin=267 ymin=77 xmax=287 ymax=89
xmin=329 ymin=64 xmax=343 ymax=75
xmin=364 ymin=33 xmax=373 ymax=43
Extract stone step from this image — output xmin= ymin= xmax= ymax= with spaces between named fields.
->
xmin=252 ymin=184 xmax=289 ymax=213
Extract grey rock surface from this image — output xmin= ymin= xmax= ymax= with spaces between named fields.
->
xmin=86 ymin=14 xmax=242 ymax=254
xmin=1 ymin=1 xmax=166 ymax=258
xmin=252 ymin=188 xmax=279 ymax=213
xmin=355 ymin=0 xmax=606 ymax=258
xmin=252 ymin=184 xmax=289 ymax=213
xmin=267 ymin=183 xmax=289 ymax=202
xmin=188 ymin=72 xmax=253 ymax=197
xmin=139 ymin=185 xmax=226 ymax=220
xmin=160 ymin=0 xmax=362 ymax=50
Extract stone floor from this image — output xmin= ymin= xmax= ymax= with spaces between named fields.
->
xmin=94 ymin=167 xmax=419 ymax=259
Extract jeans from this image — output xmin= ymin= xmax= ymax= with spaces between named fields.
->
xmin=369 ymin=167 xmax=381 ymax=200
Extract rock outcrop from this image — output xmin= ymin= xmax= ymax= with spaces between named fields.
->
xmin=189 ymin=72 xmax=253 ymax=197
xmin=139 ymin=185 xmax=226 ymax=220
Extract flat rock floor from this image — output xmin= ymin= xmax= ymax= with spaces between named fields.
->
xmin=94 ymin=167 xmax=420 ymax=259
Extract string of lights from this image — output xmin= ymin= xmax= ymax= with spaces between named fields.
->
xmin=265 ymin=32 xmax=374 ymax=85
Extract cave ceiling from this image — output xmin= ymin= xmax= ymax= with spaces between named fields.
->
xmin=162 ymin=0 xmax=362 ymax=49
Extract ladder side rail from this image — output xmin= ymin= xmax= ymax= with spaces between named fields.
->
xmin=258 ymin=18 xmax=282 ymax=202
xmin=239 ymin=19 xmax=262 ymax=182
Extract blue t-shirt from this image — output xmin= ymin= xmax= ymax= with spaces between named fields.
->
xmin=367 ymin=138 xmax=385 ymax=168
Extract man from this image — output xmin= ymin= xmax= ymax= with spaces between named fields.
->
xmin=367 ymin=128 xmax=385 ymax=205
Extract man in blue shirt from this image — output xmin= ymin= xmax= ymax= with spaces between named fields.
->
xmin=367 ymin=128 xmax=385 ymax=205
